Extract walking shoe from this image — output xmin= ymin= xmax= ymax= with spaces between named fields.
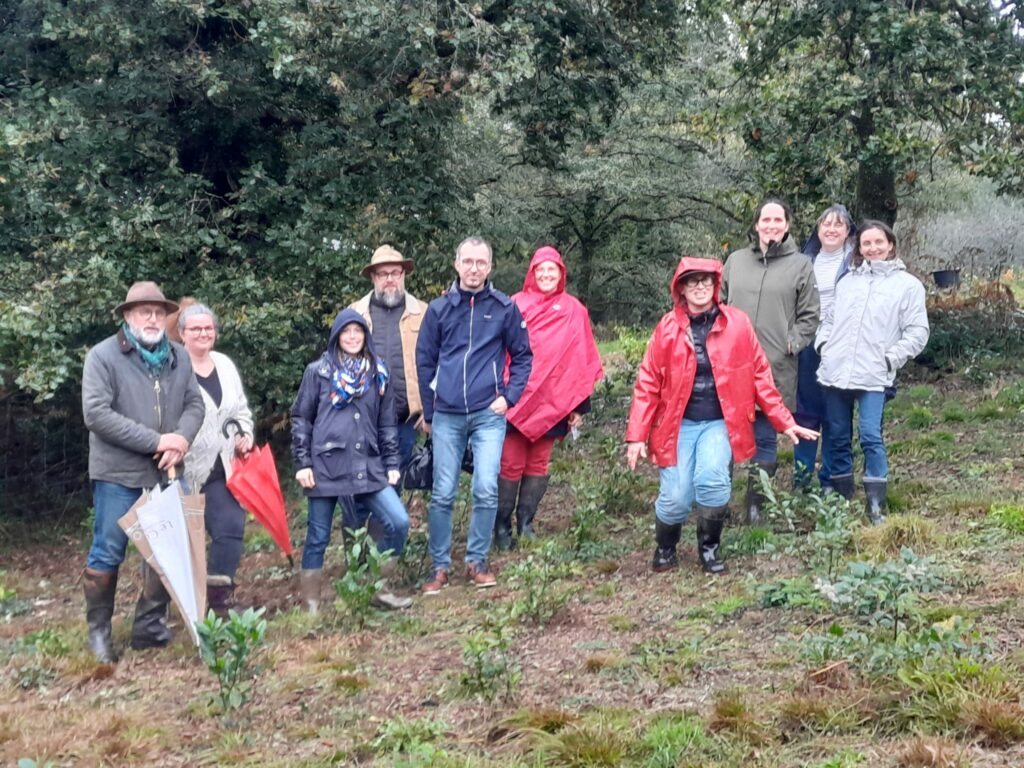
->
xmin=421 ymin=568 xmax=449 ymax=596
xmin=372 ymin=588 xmax=414 ymax=610
xmin=466 ymin=561 xmax=497 ymax=589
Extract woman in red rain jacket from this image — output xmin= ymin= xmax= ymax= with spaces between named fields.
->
xmin=494 ymin=246 xmax=604 ymax=550
xmin=626 ymin=256 xmax=817 ymax=574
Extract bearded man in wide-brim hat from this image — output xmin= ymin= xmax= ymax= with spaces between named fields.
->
xmin=80 ymin=281 xmax=205 ymax=663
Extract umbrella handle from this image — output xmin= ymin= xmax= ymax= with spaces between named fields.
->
xmin=222 ymin=418 xmax=245 ymax=439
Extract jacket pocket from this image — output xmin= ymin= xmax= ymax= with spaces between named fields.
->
xmin=313 ymin=441 xmax=348 ymax=481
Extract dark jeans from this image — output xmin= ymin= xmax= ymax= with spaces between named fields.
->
xmin=303 ymin=487 xmax=409 ymax=570
xmin=752 ymin=411 xmax=778 ymax=465
xmin=794 ymin=345 xmax=830 ymax=485
xmin=822 ymin=387 xmax=888 ymax=480
xmin=203 ymin=476 xmax=246 ymax=579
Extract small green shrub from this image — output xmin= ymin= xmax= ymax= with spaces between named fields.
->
xmin=459 ymin=610 xmax=520 ymax=703
xmin=196 ymin=607 xmax=268 ymax=712
xmin=758 ymin=577 xmax=828 ymax=611
xmin=504 ymin=540 xmax=579 ymax=625
xmin=370 ymin=715 xmax=448 ymax=760
xmin=20 ymin=629 xmax=69 ymax=658
xmin=332 ymin=526 xmax=390 ymax=629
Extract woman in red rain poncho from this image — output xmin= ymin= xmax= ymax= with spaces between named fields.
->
xmin=494 ymin=246 xmax=604 ymax=550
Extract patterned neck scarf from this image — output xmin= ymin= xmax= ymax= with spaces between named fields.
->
xmin=330 ymin=353 xmax=388 ymax=408
xmin=122 ymin=323 xmax=170 ymax=376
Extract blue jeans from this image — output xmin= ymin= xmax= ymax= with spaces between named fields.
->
xmin=87 ymin=481 xmax=144 ymax=572
xmin=753 ymin=411 xmax=778 ymax=465
xmin=822 ymin=388 xmax=888 ymax=480
xmin=302 ymin=487 xmax=409 ymax=570
xmin=427 ymin=408 xmax=507 ymax=571
xmin=343 ymin=417 xmax=419 ymax=534
xmin=794 ymin=346 xmax=830 ymax=485
xmin=655 ymin=419 xmax=733 ymax=525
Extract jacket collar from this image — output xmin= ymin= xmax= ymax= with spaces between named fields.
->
xmin=116 ymin=328 xmax=178 ymax=368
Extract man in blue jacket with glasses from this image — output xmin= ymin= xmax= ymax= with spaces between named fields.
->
xmin=416 ymin=236 xmax=533 ymax=592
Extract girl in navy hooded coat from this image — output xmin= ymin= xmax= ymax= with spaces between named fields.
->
xmin=291 ymin=309 xmax=410 ymax=612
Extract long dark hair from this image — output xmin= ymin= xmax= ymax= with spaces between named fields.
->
xmin=851 ymin=219 xmax=897 ymax=267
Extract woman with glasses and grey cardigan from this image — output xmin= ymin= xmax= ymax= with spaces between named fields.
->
xmin=179 ymin=304 xmax=255 ymax=616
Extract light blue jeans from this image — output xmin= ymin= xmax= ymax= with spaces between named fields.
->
xmin=427 ymin=408 xmax=507 ymax=571
xmin=655 ymin=419 xmax=734 ymax=525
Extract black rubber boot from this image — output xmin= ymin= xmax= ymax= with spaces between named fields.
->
xmin=652 ymin=519 xmax=682 ymax=572
xmin=493 ymin=477 xmax=520 ymax=551
xmin=696 ymin=504 xmax=729 ymax=574
xmin=863 ymin=479 xmax=888 ymax=525
xmin=828 ymin=473 xmax=856 ymax=500
xmin=744 ymin=462 xmax=777 ymax=525
xmin=206 ymin=575 xmax=236 ymax=619
xmin=83 ymin=567 xmax=118 ymax=663
xmin=515 ymin=474 xmax=549 ymax=541
xmin=130 ymin=563 xmax=172 ymax=650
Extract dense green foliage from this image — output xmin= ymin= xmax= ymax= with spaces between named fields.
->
xmin=2 ymin=0 xmax=1023 ymax=514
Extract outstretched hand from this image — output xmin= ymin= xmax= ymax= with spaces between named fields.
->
xmin=783 ymin=425 xmax=820 ymax=444
xmin=626 ymin=441 xmax=647 ymax=471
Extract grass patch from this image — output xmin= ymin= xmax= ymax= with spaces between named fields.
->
xmin=708 ymin=689 xmax=769 ymax=745
xmin=854 ymin=514 xmax=939 ymax=558
xmin=897 ymin=735 xmax=964 ymax=767
xmin=988 ymin=503 xmax=1024 ymax=534
xmin=634 ymin=712 xmax=708 ymax=767
xmin=533 ymin=714 xmax=633 ymax=767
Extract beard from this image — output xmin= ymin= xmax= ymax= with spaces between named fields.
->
xmin=374 ymin=287 xmax=405 ymax=308
xmin=127 ymin=321 xmax=165 ymax=348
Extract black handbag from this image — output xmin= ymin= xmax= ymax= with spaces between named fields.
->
xmin=403 ymin=439 xmax=475 ymax=491
xmin=404 ymin=440 xmax=434 ymax=490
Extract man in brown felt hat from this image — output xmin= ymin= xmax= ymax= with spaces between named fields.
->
xmin=349 ymin=245 xmax=429 ymax=472
xmin=80 ymin=281 xmax=205 ymax=663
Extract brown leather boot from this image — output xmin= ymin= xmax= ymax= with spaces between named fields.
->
xmin=83 ymin=567 xmax=118 ymax=663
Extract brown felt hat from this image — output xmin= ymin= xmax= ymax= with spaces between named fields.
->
xmin=113 ymin=281 xmax=179 ymax=319
xmin=360 ymin=245 xmax=414 ymax=279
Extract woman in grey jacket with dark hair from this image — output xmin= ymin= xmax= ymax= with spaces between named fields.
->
xmin=816 ymin=220 xmax=930 ymax=524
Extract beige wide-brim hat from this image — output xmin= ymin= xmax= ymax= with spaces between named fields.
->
xmin=113 ymin=281 xmax=180 ymax=318
xmin=360 ymin=245 xmax=414 ymax=279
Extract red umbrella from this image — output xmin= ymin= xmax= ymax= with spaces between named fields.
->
xmin=223 ymin=422 xmax=293 ymax=561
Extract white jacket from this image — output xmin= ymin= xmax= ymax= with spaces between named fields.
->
xmin=816 ymin=259 xmax=929 ymax=391
xmin=184 ymin=350 xmax=254 ymax=491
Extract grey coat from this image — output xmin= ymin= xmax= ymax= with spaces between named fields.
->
xmin=721 ymin=236 xmax=820 ymax=410
xmin=82 ymin=329 xmax=205 ymax=488
xmin=816 ymin=259 xmax=929 ymax=391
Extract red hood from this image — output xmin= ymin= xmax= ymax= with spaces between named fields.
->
xmin=671 ymin=256 xmax=723 ymax=309
xmin=522 ymin=246 xmax=567 ymax=295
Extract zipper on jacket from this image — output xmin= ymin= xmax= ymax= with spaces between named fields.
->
xmin=492 ymin=361 xmax=499 ymax=399
xmin=463 ymin=296 xmax=474 ymax=413
xmin=153 ymin=378 xmax=162 ymax=429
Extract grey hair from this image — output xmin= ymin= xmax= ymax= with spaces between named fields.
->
xmin=455 ymin=236 xmax=492 ymax=263
xmin=815 ymin=204 xmax=854 ymax=232
xmin=177 ymin=303 xmax=218 ymax=333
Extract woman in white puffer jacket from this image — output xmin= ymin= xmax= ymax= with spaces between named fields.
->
xmin=815 ymin=220 xmax=930 ymax=524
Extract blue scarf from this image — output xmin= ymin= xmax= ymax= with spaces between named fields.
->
xmin=122 ymin=323 xmax=171 ymax=376
xmin=330 ymin=354 xmax=388 ymax=409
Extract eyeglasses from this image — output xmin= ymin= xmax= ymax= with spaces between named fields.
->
xmin=373 ymin=269 xmax=404 ymax=280
xmin=682 ymin=275 xmax=714 ymax=288
xmin=460 ymin=259 xmax=490 ymax=271
xmin=184 ymin=326 xmax=216 ymax=336
xmin=129 ymin=307 xmax=167 ymax=320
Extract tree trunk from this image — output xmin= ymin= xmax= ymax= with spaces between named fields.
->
xmin=854 ymin=103 xmax=899 ymax=226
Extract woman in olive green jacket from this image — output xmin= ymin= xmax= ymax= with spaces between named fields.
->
xmin=721 ymin=197 xmax=820 ymax=523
